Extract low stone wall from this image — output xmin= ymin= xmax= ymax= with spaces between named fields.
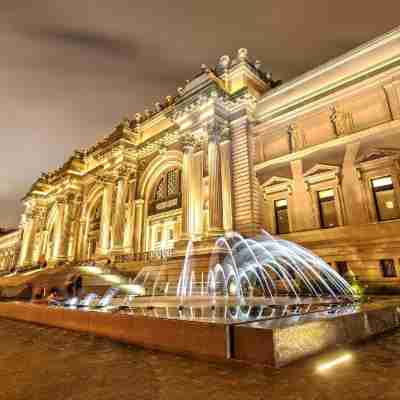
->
xmin=232 ymin=304 xmax=400 ymax=367
xmin=0 ymin=302 xmax=228 ymax=361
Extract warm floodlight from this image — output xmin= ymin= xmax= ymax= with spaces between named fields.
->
xmin=317 ymin=353 xmax=352 ymax=372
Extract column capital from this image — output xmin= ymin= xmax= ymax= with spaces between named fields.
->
xmin=179 ymin=132 xmax=196 ymax=152
xmin=219 ymin=124 xmax=231 ymax=143
xmin=110 ymin=165 xmax=135 ymax=183
xmin=135 ymin=199 xmax=145 ymax=206
xmin=205 ymin=121 xmax=229 ymax=143
xmin=25 ymin=210 xmax=38 ymax=221
xmin=55 ymin=195 xmax=67 ymax=205
xmin=97 ymin=174 xmax=115 ymax=185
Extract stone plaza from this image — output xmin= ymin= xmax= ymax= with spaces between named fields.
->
xmin=0 ymin=316 xmax=399 ymax=400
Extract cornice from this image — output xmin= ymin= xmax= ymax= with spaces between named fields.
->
xmin=255 ymin=26 xmax=400 ymax=122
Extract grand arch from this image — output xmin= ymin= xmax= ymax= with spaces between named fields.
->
xmin=80 ymin=184 xmax=104 ymax=260
xmin=137 ymin=151 xmax=183 ymax=253
xmin=40 ymin=203 xmax=57 ymax=263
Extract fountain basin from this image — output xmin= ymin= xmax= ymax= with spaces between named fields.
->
xmin=232 ymin=301 xmax=400 ymax=366
xmin=0 ymin=299 xmax=398 ymax=367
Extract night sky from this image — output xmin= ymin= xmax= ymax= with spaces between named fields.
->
xmin=1 ymin=1 xmax=400 ymax=227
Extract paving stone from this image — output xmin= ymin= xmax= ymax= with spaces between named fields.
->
xmin=0 ymin=318 xmax=399 ymax=400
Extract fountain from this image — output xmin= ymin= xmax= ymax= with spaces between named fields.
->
xmin=95 ymin=287 xmax=120 ymax=308
xmin=130 ymin=230 xmax=355 ymax=307
xmin=77 ymin=293 xmax=98 ymax=308
xmin=28 ymin=231 xmax=398 ymax=367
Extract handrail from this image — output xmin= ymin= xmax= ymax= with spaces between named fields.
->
xmin=115 ymin=248 xmax=176 ymax=264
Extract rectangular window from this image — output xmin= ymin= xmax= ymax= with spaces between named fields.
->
xmin=156 ymin=230 xmax=162 ymax=243
xmin=318 ymin=189 xmax=338 ymax=228
xmin=372 ymin=176 xmax=400 ymax=221
xmin=274 ymin=199 xmax=289 ymax=234
xmin=380 ymin=259 xmax=397 ymax=278
xmin=336 ymin=261 xmax=348 ymax=277
xmin=167 ymin=229 xmax=174 ymax=240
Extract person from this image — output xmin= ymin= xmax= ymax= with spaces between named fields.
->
xmin=47 ymin=289 xmax=63 ymax=306
xmin=66 ymin=282 xmax=74 ymax=297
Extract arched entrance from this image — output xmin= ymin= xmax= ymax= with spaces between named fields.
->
xmin=146 ymin=167 xmax=182 ymax=253
xmin=137 ymin=151 xmax=184 ymax=255
xmin=87 ymin=197 xmax=102 ymax=260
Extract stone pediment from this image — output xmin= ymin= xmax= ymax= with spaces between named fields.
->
xmin=356 ymin=148 xmax=400 ymax=164
xmin=303 ymin=164 xmax=340 ymax=184
xmin=304 ymin=164 xmax=340 ymax=177
xmin=263 ymin=176 xmax=293 ymax=187
xmin=262 ymin=176 xmax=293 ymax=194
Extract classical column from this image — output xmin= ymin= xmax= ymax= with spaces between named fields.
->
xmin=123 ymin=177 xmax=137 ymax=253
xmin=76 ymin=218 xmax=87 ymax=260
xmin=290 ymin=160 xmax=315 ymax=231
xmin=219 ymin=129 xmax=233 ymax=232
xmin=192 ymin=150 xmax=204 ymax=237
xmin=99 ymin=179 xmax=114 ymax=255
xmin=67 ymin=195 xmax=82 ymax=261
xmin=111 ymin=170 xmax=130 ymax=253
xmin=181 ymin=140 xmax=195 ymax=240
xmin=341 ymin=142 xmax=369 ymax=225
xmin=134 ymin=199 xmax=144 ymax=253
xmin=18 ymin=210 xmax=39 ymax=267
xmin=36 ymin=229 xmax=48 ymax=264
xmin=207 ymin=124 xmax=224 ymax=236
xmin=52 ymin=197 xmax=67 ymax=261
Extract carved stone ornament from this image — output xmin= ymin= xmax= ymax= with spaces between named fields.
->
xmin=220 ymin=122 xmax=231 ymax=142
xmin=55 ymin=195 xmax=67 ymax=205
xmin=288 ymin=123 xmax=306 ymax=152
xmin=137 ymin=159 xmax=147 ymax=172
xmin=72 ymin=149 xmax=86 ymax=161
xmin=330 ymin=106 xmax=354 ymax=137
xmin=95 ymin=173 xmax=115 ymax=185
xmin=135 ymin=113 xmax=142 ymax=124
xmin=237 ymin=48 xmax=249 ymax=61
xmin=116 ymin=165 xmax=133 ymax=179
xmin=205 ymin=122 xmax=219 ymax=143
xmin=219 ymin=55 xmax=231 ymax=69
xmin=158 ymin=142 xmax=168 ymax=157
xmin=179 ymin=132 xmax=196 ymax=149
xmin=120 ymin=117 xmax=131 ymax=129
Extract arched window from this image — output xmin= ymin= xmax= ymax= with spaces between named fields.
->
xmin=150 ymin=168 xmax=181 ymax=215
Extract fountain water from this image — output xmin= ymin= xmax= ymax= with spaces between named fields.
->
xmin=130 ymin=231 xmax=355 ymax=306
xmin=96 ymin=287 xmax=120 ymax=308
xmin=78 ymin=293 xmax=98 ymax=308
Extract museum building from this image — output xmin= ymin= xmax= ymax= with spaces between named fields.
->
xmin=1 ymin=27 xmax=400 ymax=288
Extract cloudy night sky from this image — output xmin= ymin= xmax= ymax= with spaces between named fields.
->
xmin=1 ymin=0 xmax=400 ymax=227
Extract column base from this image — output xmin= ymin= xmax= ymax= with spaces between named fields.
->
xmin=53 ymin=256 xmax=68 ymax=266
xmin=96 ymin=248 xmax=111 ymax=257
xmin=206 ymin=227 xmax=225 ymax=238
xmin=110 ymin=246 xmax=125 ymax=256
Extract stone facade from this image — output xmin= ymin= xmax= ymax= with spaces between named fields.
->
xmin=1 ymin=27 xmax=400 ymax=288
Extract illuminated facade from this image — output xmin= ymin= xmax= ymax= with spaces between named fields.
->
xmin=2 ymin=27 xmax=400 ymax=287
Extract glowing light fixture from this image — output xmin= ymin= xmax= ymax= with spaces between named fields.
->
xmin=79 ymin=266 xmax=103 ymax=274
xmin=102 ymin=274 xmax=122 ymax=284
xmin=120 ymin=284 xmax=145 ymax=295
xmin=317 ymin=353 xmax=352 ymax=372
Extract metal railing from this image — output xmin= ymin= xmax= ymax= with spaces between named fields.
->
xmin=115 ymin=248 xmax=176 ymax=264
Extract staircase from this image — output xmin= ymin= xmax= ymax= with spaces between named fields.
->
xmin=74 ymin=265 xmax=132 ymax=296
